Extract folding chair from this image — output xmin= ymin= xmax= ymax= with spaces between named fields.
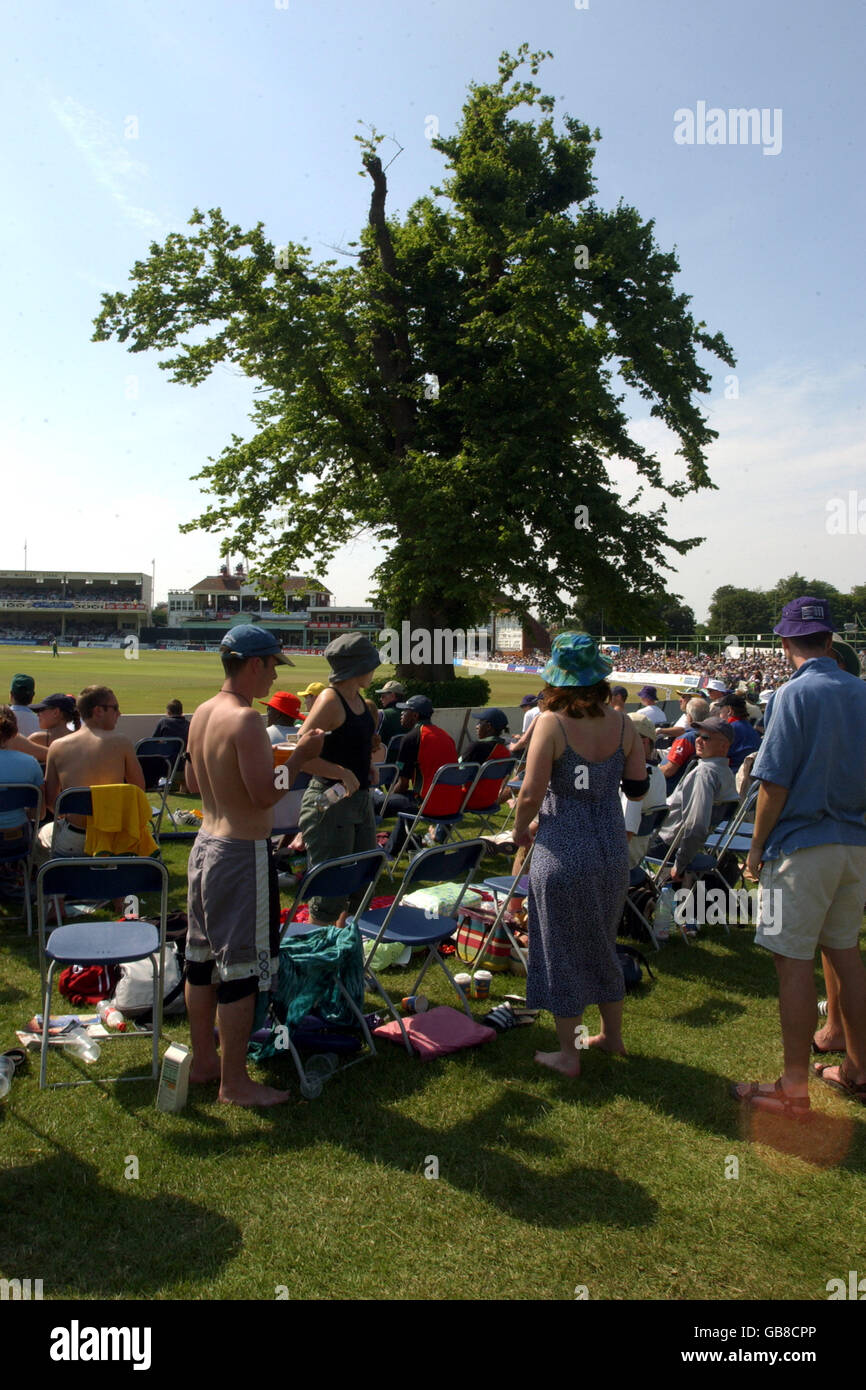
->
xmin=356 ymin=839 xmax=487 ymax=1053
xmin=372 ymin=763 xmax=399 ymax=824
xmin=135 ymin=737 xmax=186 ymax=841
xmin=272 ymin=771 xmax=311 ymax=839
xmin=35 ymin=856 xmax=169 ymax=1089
xmin=389 ymin=762 xmax=479 ymax=868
xmin=460 ymin=756 xmax=518 ymax=834
xmin=466 ymin=839 xmax=536 ymax=974
xmin=257 ymin=849 xmax=388 ymax=1097
xmin=0 ymin=783 xmax=43 ymax=936
xmin=385 ymin=734 xmax=405 ymax=763
xmin=623 ymin=804 xmax=670 ymax=951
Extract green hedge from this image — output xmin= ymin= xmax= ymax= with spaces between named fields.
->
xmin=366 ymin=673 xmax=491 ymax=707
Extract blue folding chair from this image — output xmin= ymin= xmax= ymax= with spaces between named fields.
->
xmin=623 ymin=804 xmax=670 ymax=950
xmin=356 ymin=839 xmax=487 ymax=1052
xmin=467 ymin=838 xmax=536 ymax=974
xmin=0 ymin=783 xmax=43 ymax=936
xmin=371 ymin=763 xmax=400 ymax=825
xmin=35 ymin=856 xmax=169 ymax=1089
xmin=389 ymin=762 xmax=480 ymax=869
xmin=460 ymin=756 xmax=518 ymax=834
xmin=259 ymin=849 xmax=388 ymax=1096
xmin=135 ymin=737 xmax=186 ymax=841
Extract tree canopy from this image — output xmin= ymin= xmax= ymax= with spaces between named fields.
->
xmin=706 ymin=576 xmax=865 ymax=635
xmin=94 ymin=45 xmax=734 ymax=675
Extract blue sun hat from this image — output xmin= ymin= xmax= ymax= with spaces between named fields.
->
xmin=541 ymin=632 xmax=613 ymax=688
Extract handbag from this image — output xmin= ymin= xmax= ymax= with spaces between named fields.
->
xmin=113 ymin=941 xmax=185 ymax=1019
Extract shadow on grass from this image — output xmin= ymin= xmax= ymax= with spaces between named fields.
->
xmin=670 ymin=995 xmax=746 ymax=1028
xmin=154 ymin=1056 xmax=658 ymax=1230
xmin=0 ymin=1146 xmax=242 ymax=1296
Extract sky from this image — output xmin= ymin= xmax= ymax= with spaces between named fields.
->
xmin=2 ymin=0 xmax=864 ymax=625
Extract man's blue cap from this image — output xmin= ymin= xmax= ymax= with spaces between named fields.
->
xmin=396 ymin=694 xmax=434 ymax=719
xmin=471 ymin=707 xmax=509 ymax=732
xmin=219 ymin=624 xmax=293 ymax=665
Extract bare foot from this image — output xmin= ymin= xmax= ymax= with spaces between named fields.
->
xmin=190 ymin=1067 xmax=222 ymax=1084
xmin=535 ymin=1049 xmax=581 ymax=1077
xmin=584 ymin=1033 xmax=627 ymax=1055
xmin=813 ymin=1028 xmax=845 ymax=1053
xmin=219 ymin=1080 xmax=290 ymax=1107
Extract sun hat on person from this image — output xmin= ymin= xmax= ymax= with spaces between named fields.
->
xmin=379 ymin=680 xmax=406 ymax=697
xmin=829 ymin=633 xmax=861 ymax=677
xmin=31 ymin=693 xmax=77 ymax=718
xmin=773 ymin=595 xmax=834 ymax=638
xmin=219 ymin=624 xmax=294 ymax=665
xmin=297 ymin=681 xmax=325 ymax=698
xmin=758 ymin=689 xmax=775 ymax=704
xmin=637 ymin=685 xmax=657 ymax=701
xmin=471 ymin=707 xmax=509 ymax=732
xmin=541 ymin=632 xmax=613 ymax=688
xmin=396 ymin=694 xmax=434 ymax=720
xmin=324 ymin=631 xmax=381 ymax=684
xmin=628 ymin=712 xmax=658 ymax=745
xmin=11 ymin=674 xmax=35 ymax=702
xmin=259 ymin=690 xmax=302 ymax=721
xmin=704 ymin=678 xmax=731 ymax=696
xmin=692 ymin=716 xmax=735 ymax=745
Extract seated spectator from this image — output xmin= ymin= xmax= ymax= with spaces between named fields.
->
xmin=659 ymin=697 xmax=710 ymax=792
xmin=384 ymin=695 xmax=460 ymax=855
xmin=377 ymin=681 xmax=406 ymax=745
xmin=0 ymin=705 xmax=44 ymax=858
xmin=609 ymin=686 xmax=629 ymax=712
xmin=152 ymin=698 xmax=190 ymax=747
xmin=703 ymin=678 xmax=731 ymax=713
xmin=508 ymin=692 xmax=545 ymax=755
xmin=28 ymin=694 xmax=80 ymax=760
xmin=718 ymin=693 xmax=762 ymax=772
xmin=621 ymin=714 xmax=668 ymax=867
xmin=10 ymin=673 xmax=39 ymax=738
xmin=647 ymin=717 xmax=738 ymax=884
xmin=258 ymin=691 xmax=302 ymax=746
xmin=461 ymin=709 xmax=511 ymax=766
xmin=656 ymin=688 xmax=697 ymax=737
xmin=36 ymin=686 xmax=146 ymax=861
xmin=364 ymin=699 xmax=385 ymax=762
xmin=637 ymin=685 xmax=667 ymax=729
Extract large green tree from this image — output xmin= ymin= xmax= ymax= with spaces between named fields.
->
xmin=94 ymin=46 xmax=734 ymax=679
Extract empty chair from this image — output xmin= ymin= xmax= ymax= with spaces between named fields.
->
xmin=0 ymin=783 xmax=43 ymax=936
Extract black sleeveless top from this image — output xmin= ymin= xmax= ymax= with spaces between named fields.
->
xmin=320 ymin=690 xmax=375 ymax=791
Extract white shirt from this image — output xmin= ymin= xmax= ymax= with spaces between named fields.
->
xmin=11 ymin=704 xmax=39 ymax=737
xmin=521 ymin=706 xmax=541 ymax=734
xmin=641 ymin=704 xmax=667 ymax=729
xmin=621 ymin=765 xmax=668 ymax=867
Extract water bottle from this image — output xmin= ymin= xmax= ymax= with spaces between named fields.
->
xmin=97 ymin=1001 xmax=131 ymax=1032
xmin=315 ymin=783 xmax=347 ymax=813
xmin=653 ymin=885 xmax=676 ymax=941
xmin=64 ymin=1027 xmax=101 ymax=1063
xmin=0 ymin=1056 xmax=15 ymax=1100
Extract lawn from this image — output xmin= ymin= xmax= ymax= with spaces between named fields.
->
xmin=1 ymin=796 xmax=865 ymax=1303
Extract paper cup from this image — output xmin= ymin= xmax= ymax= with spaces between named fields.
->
xmin=454 ymin=973 xmax=472 ymax=1000
xmin=472 ymin=970 xmax=492 ymax=1001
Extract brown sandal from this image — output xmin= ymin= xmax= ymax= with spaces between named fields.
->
xmin=730 ymin=1077 xmax=811 ymax=1120
xmin=813 ymin=1062 xmax=866 ymax=1105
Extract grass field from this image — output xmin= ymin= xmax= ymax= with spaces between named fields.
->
xmin=2 ymin=643 xmax=865 ymax=1303
xmin=0 ymin=647 xmax=566 ymax=715
xmin=1 ymin=798 xmax=865 ymax=1302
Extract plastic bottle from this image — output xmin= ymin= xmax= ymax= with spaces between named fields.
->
xmin=315 ymin=783 xmax=347 ymax=813
xmin=0 ymin=1056 xmax=15 ymax=1099
xmin=64 ymin=1027 xmax=101 ymax=1062
xmin=97 ymin=1001 xmax=131 ymax=1032
xmin=653 ymin=885 xmax=675 ymax=941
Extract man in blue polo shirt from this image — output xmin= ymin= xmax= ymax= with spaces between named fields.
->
xmin=732 ymin=597 xmax=866 ymax=1117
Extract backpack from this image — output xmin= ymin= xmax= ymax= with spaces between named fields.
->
xmin=58 ymin=964 xmax=120 ymax=1005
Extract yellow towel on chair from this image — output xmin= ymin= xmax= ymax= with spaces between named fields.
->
xmin=84 ymin=784 xmax=159 ymax=857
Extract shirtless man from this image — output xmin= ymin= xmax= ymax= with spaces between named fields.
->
xmin=36 ymin=686 xmax=144 ymax=858
xmin=183 ymin=625 xmax=325 ymax=1107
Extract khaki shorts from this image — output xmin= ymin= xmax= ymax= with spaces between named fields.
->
xmin=755 ymin=842 xmax=866 ymax=960
xmin=298 ymin=783 xmax=376 ymax=923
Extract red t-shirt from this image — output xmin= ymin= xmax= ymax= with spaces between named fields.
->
xmin=417 ymin=723 xmax=461 ymax=816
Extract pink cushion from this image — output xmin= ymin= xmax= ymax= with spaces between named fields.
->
xmin=373 ymin=1005 xmax=496 ymax=1059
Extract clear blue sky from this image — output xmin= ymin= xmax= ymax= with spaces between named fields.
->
xmin=2 ymin=0 xmax=863 ymax=622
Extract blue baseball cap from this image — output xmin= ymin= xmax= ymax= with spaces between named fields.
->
xmin=471 ymin=707 xmax=509 ymax=732
xmin=219 ymin=624 xmax=294 ymax=665
xmin=396 ymin=694 xmax=434 ymax=719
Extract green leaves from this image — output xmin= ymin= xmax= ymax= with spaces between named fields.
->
xmin=94 ymin=48 xmax=734 ymax=644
